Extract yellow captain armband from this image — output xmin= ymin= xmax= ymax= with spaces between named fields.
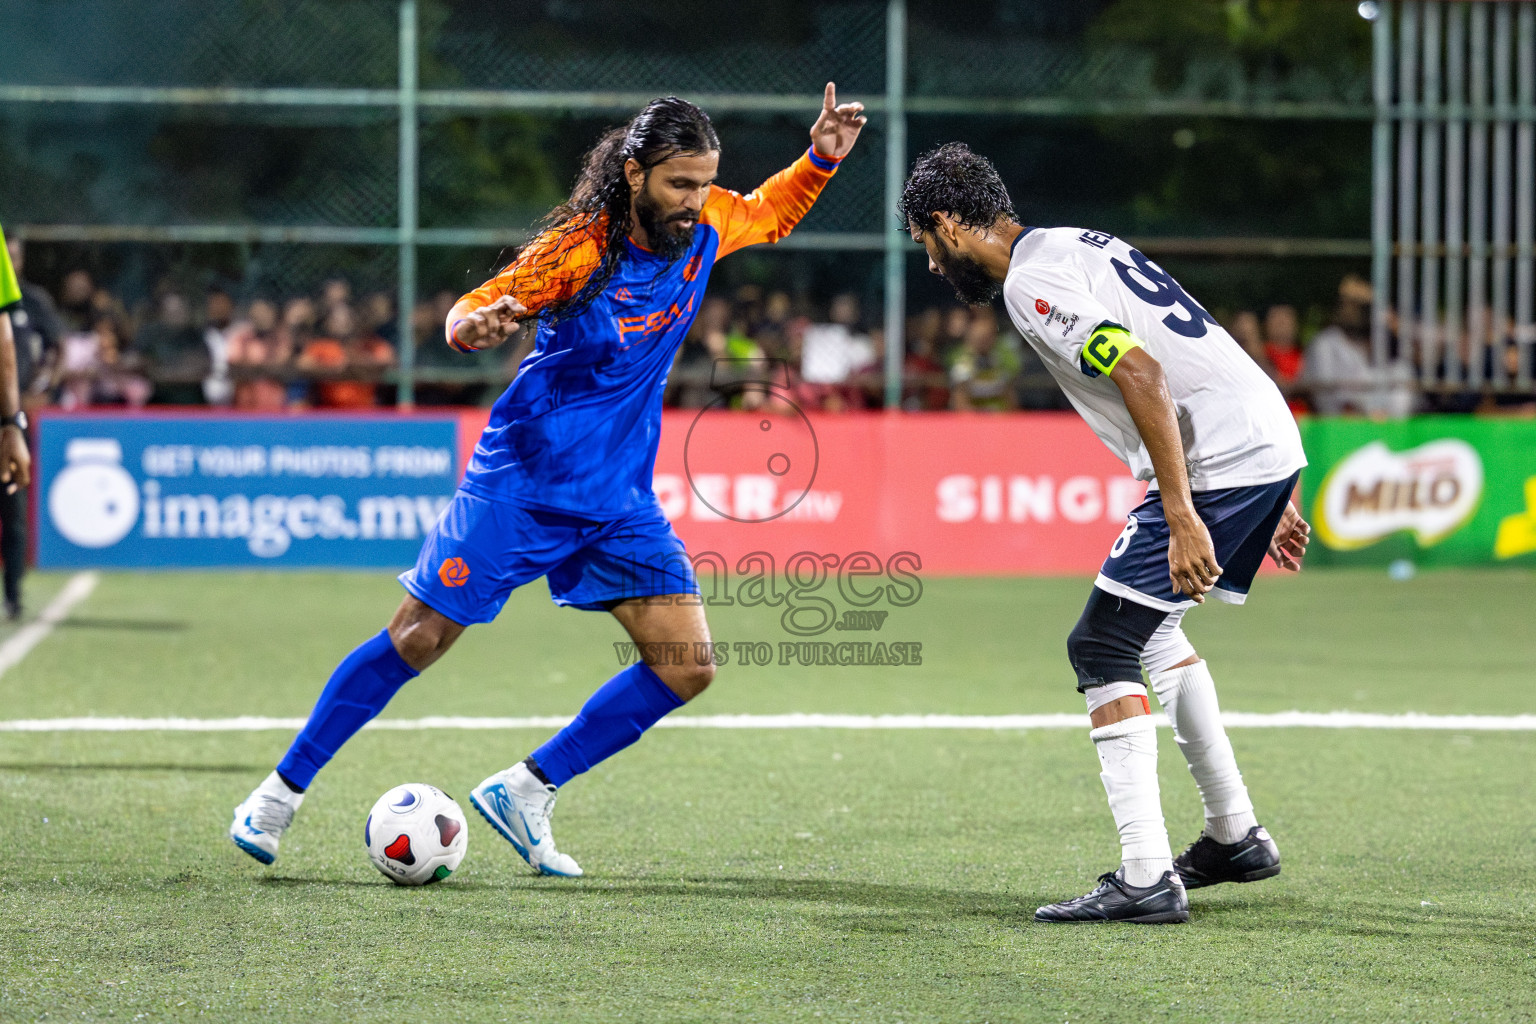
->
xmin=1079 ymin=324 xmax=1143 ymax=378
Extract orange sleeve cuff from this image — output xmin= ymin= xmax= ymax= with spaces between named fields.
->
xmin=702 ymin=147 xmax=840 ymax=260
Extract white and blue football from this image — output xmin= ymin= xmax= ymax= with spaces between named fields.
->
xmin=365 ymin=783 xmax=467 ymax=885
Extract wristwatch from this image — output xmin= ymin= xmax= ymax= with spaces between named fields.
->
xmin=1 ymin=411 xmax=28 ymax=432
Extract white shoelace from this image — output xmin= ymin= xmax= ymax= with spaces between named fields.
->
xmin=247 ymin=791 xmax=296 ymax=834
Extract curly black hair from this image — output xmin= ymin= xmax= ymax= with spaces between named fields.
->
xmin=896 ymin=142 xmax=1017 ymax=237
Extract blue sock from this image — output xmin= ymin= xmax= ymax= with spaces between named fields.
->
xmin=531 ymin=662 xmax=685 ymax=787
xmin=276 ymin=629 xmax=419 ymax=788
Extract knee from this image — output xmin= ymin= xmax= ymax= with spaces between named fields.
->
xmin=387 ymin=601 xmax=461 ymax=671
xmin=1066 ymin=589 xmax=1167 ymax=691
xmin=389 ymin=619 xmax=446 ymax=670
xmin=1141 ymin=622 xmax=1198 ymax=676
xmin=652 ymin=658 xmax=715 ymax=702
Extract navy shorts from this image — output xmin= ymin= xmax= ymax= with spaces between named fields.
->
xmin=399 ymin=490 xmax=699 ymax=625
xmin=1095 ymin=472 xmax=1299 ymax=612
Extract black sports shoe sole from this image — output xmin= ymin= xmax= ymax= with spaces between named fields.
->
xmin=1182 ymin=863 xmax=1281 ymax=890
xmin=1035 ymin=909 xmax=1189 ymax=925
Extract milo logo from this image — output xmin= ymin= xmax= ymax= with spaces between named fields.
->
xmin=1313 ymin=439 xmax=1483 ymax=550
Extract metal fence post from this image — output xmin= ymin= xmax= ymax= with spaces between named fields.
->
xmin=398 ymin=0 xmax=419 ymax=408
xmin=1517 ymin=1 xmax=1534 ymax=389
xmin=1372 ymin=2 xmax=1394 ymax=369
xmin=883 ymin=0 xmax=907 ymax=410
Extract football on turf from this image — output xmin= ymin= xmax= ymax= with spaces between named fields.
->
xmin=365 ymin=784 xmax=468 ymax=885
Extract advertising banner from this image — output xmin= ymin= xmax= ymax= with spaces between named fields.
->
xmin=39 ymin=413 xmax=460 ymax=568
xmin=647 ymin=410 xmax=1147 ymax=576
xmin=40 ymin=408 xmax=1149 ymax=574
xmin=1299 ymin=417 xmax=1536 ymax=567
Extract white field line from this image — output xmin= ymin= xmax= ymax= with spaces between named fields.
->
xmin=4 ymin=711 xmax=1536 ymax=732
xmin=0 ymin=572 xmax=100 ymax=679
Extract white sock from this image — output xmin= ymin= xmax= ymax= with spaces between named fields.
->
xmin=1150 ymin=660 xmax=1257 ymax=845
xmin=1089 ymin=713 xmax=1172 ymax=887
xmin=258 ymin=770 xmax=304 ymax=808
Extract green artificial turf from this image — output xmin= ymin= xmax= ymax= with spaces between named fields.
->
xmin=1 ymin=569 xmax=1534 ymax=1022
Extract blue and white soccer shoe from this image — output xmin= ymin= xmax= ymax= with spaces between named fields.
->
xmin=229 ymin=770 xmax=304 ymax=865
xmin=469 ymin=762 xmax=583 ymax=877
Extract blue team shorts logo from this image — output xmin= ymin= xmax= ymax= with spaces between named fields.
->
xmin=683 ymin=358 xmax=819 ymax=524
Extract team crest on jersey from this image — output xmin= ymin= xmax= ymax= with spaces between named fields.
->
xmin=438 ymin=557 xmax=470 ymax=587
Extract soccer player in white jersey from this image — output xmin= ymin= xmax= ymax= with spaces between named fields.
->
xmin=900 ymin=144 xmax=1311 ymax=924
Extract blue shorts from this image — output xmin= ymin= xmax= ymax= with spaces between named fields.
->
xmin=1095 ymin=473 xmax=1299 ymax=612
xmin=399 ymin=491 xmax=699 ymax=625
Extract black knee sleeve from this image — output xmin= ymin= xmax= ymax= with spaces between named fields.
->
xmin=1065 ymin=588 xmax=1170 ymax=692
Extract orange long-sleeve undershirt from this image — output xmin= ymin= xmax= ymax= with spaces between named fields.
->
xmin=448 ymin=147 xmax=841 ymax=346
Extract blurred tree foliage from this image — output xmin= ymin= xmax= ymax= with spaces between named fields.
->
xmin=0 ymin=0 xmax=1377 ymax=317
xmin=1085 ymin=0 xmax=1373 ymax=237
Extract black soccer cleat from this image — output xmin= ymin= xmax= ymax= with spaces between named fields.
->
xmin=1034 ymin=869 xmax=1189 ymax=924
xmin=1173 ymin=825 xmax=1281 ymax=890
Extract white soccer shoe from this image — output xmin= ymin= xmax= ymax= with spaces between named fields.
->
xmin=469 ymin=762 xmax=583 ymax=877
xmin=229 ymin=770 xmax=304 ymax=865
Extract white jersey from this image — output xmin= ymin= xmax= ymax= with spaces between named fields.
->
xmin=1001 ymin=226 xmax=1306 ymax=491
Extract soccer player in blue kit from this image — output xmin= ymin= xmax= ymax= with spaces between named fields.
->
xmin=232 ymin=87 xmax=867 ymax=876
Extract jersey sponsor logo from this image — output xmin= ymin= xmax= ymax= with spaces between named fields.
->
xmin=1035 ymin=299 xmax=1079 ymax=338
xmin=1048 ymin=307 xmax=1079 ymax=338
xmin=614 ymin=292 xmax=697 ymax=350
xmin=1110 ymin=247 xmax=1218 ymax=339
xmin=683 ymin=253 xmax=704 ymax=282
xmin=613 ymin=287 xmax=635 ymax=302
xmin=438 ymin=556 xmax=471 ymax=587
xmin=1313 ymin=439 xmax=1483 ymax=550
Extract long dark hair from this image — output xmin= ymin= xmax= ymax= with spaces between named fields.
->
xmin=518 ymin=96 xmax=719 ymax=323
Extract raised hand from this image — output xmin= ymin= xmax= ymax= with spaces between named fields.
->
xmin=450 ymin=295 xmax=528 ymax=351
xmin=809 ymin=82 xmax=867 ymax=161
xmin=1267 ymin=501 xmax=1310 ymax=571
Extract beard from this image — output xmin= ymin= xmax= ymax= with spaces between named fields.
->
xmin=933 ymin=237 xmax=1002 ymax=306
xmin=634 ymin=184 xmax=696 ymax=262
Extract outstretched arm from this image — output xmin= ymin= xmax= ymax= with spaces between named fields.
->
xmin=705 ymin=83 xmax=866 ymax=259
xmin=1108 ymin=344 xmax=1220 ymax=603
xmin=444 ymin=217 xmax=606 ymax=351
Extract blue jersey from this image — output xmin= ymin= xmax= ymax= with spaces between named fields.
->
xmin=455 ymin=147 xmax=841 ymax=519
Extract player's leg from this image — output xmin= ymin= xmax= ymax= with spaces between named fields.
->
xmin=1034 ymin=587 xmax=1189 ymax=925
xmin=470 ymin=507 xmax=704 ymax=877
xmin=231 ymin=491 xmax=526 ymax=866
xmin=1150 ymin=480 xmax=1299 ymax=887
xmin=0 ymin=483 xmax=26 ymax=619
xmin=229 ymin=597 xmax=458 ymax=864
xmin=1142 ymin=612 xmax=1260 ymax=847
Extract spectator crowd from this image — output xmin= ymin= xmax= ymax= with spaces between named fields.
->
xmin=6 ymin=233 xmax=1532 ymax=418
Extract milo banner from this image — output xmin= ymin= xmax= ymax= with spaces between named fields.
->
xmin=1299 ymin=417 xmax=1536 ymax=567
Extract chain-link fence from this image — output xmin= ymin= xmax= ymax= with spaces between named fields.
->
xmin=2 ymin=0 xmax=1395 ymax=406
